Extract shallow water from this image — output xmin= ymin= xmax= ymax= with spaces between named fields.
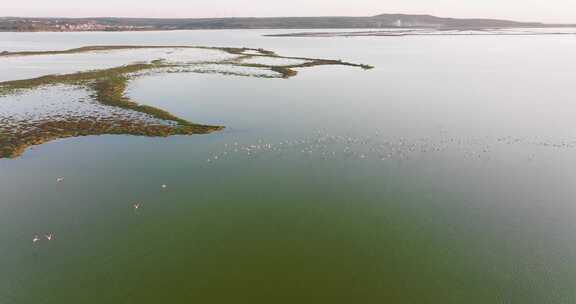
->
xmin=1 ymin=30 xmax=576 ymax=303
xmin=0 ymin=47 xmax=236 ymax=82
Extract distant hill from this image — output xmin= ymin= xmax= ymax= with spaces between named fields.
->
xmin=0 ymin=14 xmax=572 ymax=32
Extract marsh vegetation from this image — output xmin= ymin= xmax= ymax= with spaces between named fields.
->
xmin=0 ymin=45 xmax=373 ymax=158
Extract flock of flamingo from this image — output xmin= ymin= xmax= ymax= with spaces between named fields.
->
xmin=30 ymin=129 xmax=575 ymax=245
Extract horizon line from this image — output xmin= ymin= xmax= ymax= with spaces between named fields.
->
xmin=1 ymin=13 xmax=571 ymax=24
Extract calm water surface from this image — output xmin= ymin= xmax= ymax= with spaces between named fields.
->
xmin=1 ymin=30 xmax=576 ymax=303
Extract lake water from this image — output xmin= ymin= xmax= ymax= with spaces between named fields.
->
xmin=1 ymin=30 xmax=576 ymax=303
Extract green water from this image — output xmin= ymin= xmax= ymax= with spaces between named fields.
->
xmin=2 ymin=31 xmax=576 ymax=303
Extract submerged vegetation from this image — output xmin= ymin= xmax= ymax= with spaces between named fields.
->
xmin=0 ymin=45 xmax=373 ymax=158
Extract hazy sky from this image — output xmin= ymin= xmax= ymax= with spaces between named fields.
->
xmin=3 ymin=0 xmax=575 ymax=23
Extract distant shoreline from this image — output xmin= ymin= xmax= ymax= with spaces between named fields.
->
xmin=2 ymin=26 xmax=576 ymax=34
xmin=1 ymin=13 xmax=574 ymax=32
xmin=3 ymin=27 xmax=576 ymax=34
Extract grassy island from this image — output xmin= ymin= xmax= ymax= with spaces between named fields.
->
xmin=0 ymin=45 xmax=373 ymax=158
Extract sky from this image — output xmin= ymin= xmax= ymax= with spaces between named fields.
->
xmin=3 ymin=0 xmax=575 ymax=23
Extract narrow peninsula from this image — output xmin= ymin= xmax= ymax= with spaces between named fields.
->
xmin=0 ymin=45 xmax=373 ymax=158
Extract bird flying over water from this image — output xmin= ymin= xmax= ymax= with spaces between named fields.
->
xmin=32 ymin=235 xmax=40 ymax=243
